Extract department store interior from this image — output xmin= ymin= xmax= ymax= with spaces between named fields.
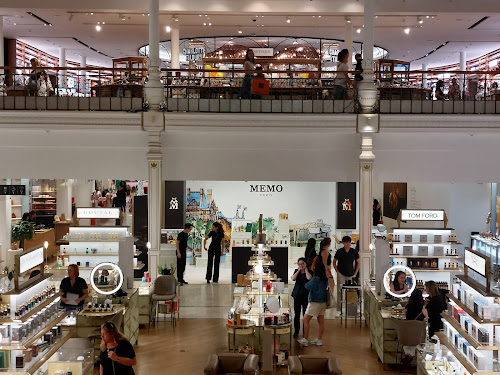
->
xmin=0 ymin=1 xmax=499 ymax=374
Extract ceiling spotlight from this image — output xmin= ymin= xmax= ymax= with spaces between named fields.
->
xmin=142 ymin=13 xmax=145 ymax=16
xmin=166 ymin=25 xmax=171 ymax=32
xmin=286 ymin=17 xmax=291 ymax=23
xmin=292 ymin=40 xmax=298 ymax=45
xmin=356 ymin=28 xmax=361 ymax=33
xmin=418 ymin=16 xmax=423 ymax=24
xmin=318 ymin=15 xmax=321 ymax=18
xmin=238 ymin=27 xmax=243 ymax=34
xmin=346 ymin=16 xmax=352 ymax=23
xmin=119 ymin=13 xmax=126 ymax=21
xmin=95 ymin=25 xmax=101 ymax=31
xmin=90 ymin=12 xmax=94 ymax=16
xmin=203 ymin=22 xmax=206 ymax=26
xmin=174 ymin=16 xmax=179 ymax=22
xmin=208 ymin=22 xmax=212 ymax=26
xmin=102 ymin=21 xmax=105 ymax=25
xmin=404 ymin=27 xmax=411 ymax=34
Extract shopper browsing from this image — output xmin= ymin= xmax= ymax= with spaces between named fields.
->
xmin=100 ymin=321 xmax=136 ymax=375
xmin=333 ymin=236 xmax=360 ymax=313
xmin=176 ymin=223 xmax=193 ymax=285
xmin=291 ymin=257 xmax=312 ymax=338
xmin=334 ymin=49 xmax=353 ymax=99
xmin=297 ymin=258 xmax=328 ymax=347
xmin=204 ymin=222 xmax=225 ymax=283
xmin=402 ymin=289 xmax=428 ymax=365
xmin=314 ymin=238 xmax=335 ymax=292
xmin=448 ymin=78 xmax=461 ymax=100
xmin=390 ymin=270 xmax=409 ymax=295
xmin=435 ymin=80 xmax=446 ymax=100
xmin=239 ymin=49 xmax=255 ymax=99
xmin=424 ymin=280 xmax=447 ymax=337
xmin=304 ymin=238 xmax=317 ymax=267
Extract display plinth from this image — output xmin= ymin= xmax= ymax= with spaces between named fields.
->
xmin=231 ymin=246 xmax=288 ymax=284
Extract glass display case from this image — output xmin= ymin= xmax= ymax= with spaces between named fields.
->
xmin=416 ymin=344 xmax=472 ymax=375
xmin=472 ymin=235 xmax=500 ymax=269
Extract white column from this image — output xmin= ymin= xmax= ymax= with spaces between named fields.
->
xmin=422 ymin=63 xmax=428 ymax=88
xmin=79 ymin=55 xmax=87 ymax=94
xmin=359 ymin=135 xmax=375 ymax=287
xmin=344 ymin=20 xmax=353 ymax=71
xmin=0 ymin=16 xmax=4 ymax=75
xmin=0 ymin=196 xmax=11 ymax=263
xmin=358 ymin=0 xmax=377 ymax=113
xmin=144 ymin=0 xmax=164 ymax=108
xmin=74 ymin=180 xmax=93 ymax=225
xmin=460 ymin=51 xmax=467 ymax=92
xmin=171 ymin=22 xmax=180 ymax=70
xmin=59 ymin=47 xmax=67 ymax=89
xmin=56 ymin=180 xmax=72 ymax=220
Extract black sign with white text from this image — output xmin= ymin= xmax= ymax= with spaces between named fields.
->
xmin=0 ymin=185 xmax=26 ymax=195
xmin=337 ymin=182 xmax=357 ymax=229
xmin=165 ymin=181 xmax=186 ymax=229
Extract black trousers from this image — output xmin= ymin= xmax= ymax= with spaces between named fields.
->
xmin=293 ymin=298 xmax=309 ymax=336
xmin=177 ymin=253 xmax=186 ymax=282
xmin=206 ymin=248 xmax=221 ymax=282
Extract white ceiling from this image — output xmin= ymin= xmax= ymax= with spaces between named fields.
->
xmin=0 ymin=3 xmax=499 ymax=69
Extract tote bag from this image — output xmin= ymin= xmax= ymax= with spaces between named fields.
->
xmin=251 ymin=78 xmax=270 ymax=96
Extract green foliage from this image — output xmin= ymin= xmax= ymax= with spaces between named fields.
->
xmin=157 ymin=264 xmax=171 ymax=276
xmin=11 ymin=221 xmax=34 ymax=248
xmin=3 ymin=267 xmax=13 ymax=281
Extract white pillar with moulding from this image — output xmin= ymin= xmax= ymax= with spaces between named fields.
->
xmin=0 ymin=16 xmax=4 ymax=76
xmin=422 ymin=64 xmax=427 ymax=88
xmin=79 ymin=55 xmax=87 ymax=94
xmin=359 ymin=136 xmax=375 ymax=287
xmin=56 ymin=180 xmax=72 ymax=220
xmin=170 ymin=23 xmax=180 ymax=70
xmin=74 ymin=180 xmax=93 ymax=226
xmin=59 ymin=47 xmax=67 ymax=89
xmin=144 ymin=0 xmax=164 ymax=109
xmin=358 ymin=0 xmax=377 ymax=113
xmin=344 ymin=20 xmax=353 ymax=71
xmin=460 ymin=51 xmax=467 ymax=93
xmin=0 ymin=195 xmax=12 ymax=264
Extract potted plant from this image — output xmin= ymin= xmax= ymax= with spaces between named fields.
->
xmin=11 ymin=221 xmax=34 ymax=250
xmin=169 ymin=263 xmax=177 ymax=278
xmin=157 ymin=264 xmax=171 ymax=276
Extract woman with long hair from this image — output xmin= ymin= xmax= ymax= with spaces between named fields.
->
xmin=239 ymin=49 xmax=255 ymax=99
xmin=314 ymin=237 xmax=335 ymax=291
xmin=304 ymin=238 xmax=317 ymax=267
xmin=291 ymin=257 xmax=312 ymax=338
xmin=424 ymin=280 xmax=446 ymax=337
xmin=390 ymin=270 xmax=409 ymax=295
xmin=204 ymin=222 xmax=225 ymax=283
xmin=298 ymin=257 xmax=328 ymax=347
xmin=402 ymin=289 xmax=428 ymax=364
xmin=100 ymin=321 xmax=136 ymax=375
xmin=334 ymin=48 xmax=352 ymax=99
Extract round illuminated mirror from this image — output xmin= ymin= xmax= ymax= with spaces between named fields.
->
xmin=383 ymin=265 xmax=416 ymax=298
xmin=90 ymin=262 xmax=124 ymax=295
xmin=266 ymin=296 xmax=280 ymax=313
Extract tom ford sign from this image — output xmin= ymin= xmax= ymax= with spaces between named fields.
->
xmin=250 ymin=185 xmax=283 ymax=193
xmin=76 ymin=208 xmax=120 ymax=219
xmin=401 ymin=210 xmax=444 ymax=221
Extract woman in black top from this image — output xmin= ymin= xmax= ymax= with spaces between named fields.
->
xmin=204 ymin=222 xmax=225 ymax=283
xmin=315 ymin=238 xmax=334 ymax=291
xmin=373 ymin=199 xmax=382 ymax=226
xmin=424 ymin=280 xmax=447 ymax=337
xmin=390 ymin=271 xmax=409 ymax=295
xmin=60 ymin=264 xmax=89 ymax=310
xmin=304 ymin=238 xmax=317 ymax=267
xmin=100 ymin=321 xmax=136 ymax=375
xmin=435 ymin=80 xmax=446 ymax=100
xmin=291 ymin=257 xmax=312 ymax=338
xmin=402 ymin=289 xmax=429 ymax=364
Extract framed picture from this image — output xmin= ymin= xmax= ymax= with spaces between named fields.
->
xmin=383 ymin=183 xmax=408 ymax=220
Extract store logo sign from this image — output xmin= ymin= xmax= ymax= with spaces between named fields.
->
xmin=76 ymin=208 xmax=120 ymax=219
xmin=250 ymin=185 xmax=283 ymax=193
xmin=401 ymin=210 xmax=444 ymax=221
xmin=252 ymin=48 xmax=274 ymax=57
xmin=169 ymin=197 xmax=179 ymax=210
xmin=20 ymin=247 xmax=44 ymax=274
xmin=465 ymin=248 xmax=486 ymax=277
xmin=342 ymin=199 xmax=352 ymax=211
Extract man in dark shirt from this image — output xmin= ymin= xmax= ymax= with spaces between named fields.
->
xmin=333 ymin=236 xmax=360 ymax=312
xmin=176 ymin=223 xmax=193 ymax=285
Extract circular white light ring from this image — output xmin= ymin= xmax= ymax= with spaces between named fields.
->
xmin=383 ymin=265 xmax=416 ymax=298
xmin=90 ymin=262 xmax=124 ymax=295
xmin=266 ymin=296 xmax=280 ymax=313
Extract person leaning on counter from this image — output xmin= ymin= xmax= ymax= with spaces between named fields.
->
xmin=60 ymin=264 xmax=89 ymax=310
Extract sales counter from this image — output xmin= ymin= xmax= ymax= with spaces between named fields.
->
xmin=53 ymin=221 xmax=72 ymax=245
xmin=363 ymin=282 xmax=405 ymax=369
xmin=24 ymin=228 xmax=56 ymax=258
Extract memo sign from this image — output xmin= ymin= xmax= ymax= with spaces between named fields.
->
xmin=76 ymin=207 xmax=120 ymax=219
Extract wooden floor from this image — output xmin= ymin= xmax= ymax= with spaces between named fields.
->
xmin=133 ymin=318 xmax=415 ymax=375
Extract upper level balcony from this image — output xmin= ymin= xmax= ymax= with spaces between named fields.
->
xmin=1 ymin=66 xmax=498 ymax=115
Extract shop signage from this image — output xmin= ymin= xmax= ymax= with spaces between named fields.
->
xmin=165 ymin=181 xmax=185 ymax=228
xmin=465 ymin=248 xmax=486 ymax=277
xmin=76 ymin=208 xmax=120 ymax=219
xmin=252 ymin=48 xmax=274 ymax=57
xmin=0 ymin=185 xmax=26 ymax=195
xmin=337 ymin=182 xmax=357 ymax=229
xmin=250 ymin=184 xmax=283 ymax=193
xmin=401 ymin=209 xmax=444 ymax=221
xmin=183 ymin=46 xmax=205 ymax=62
xmin=19 ymin=247 xmax=44 ymax=274
xmin=323 ymin=43 xmax=340 ymax=63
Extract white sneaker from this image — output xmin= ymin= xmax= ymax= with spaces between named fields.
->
xmin=297 ymin=338 xmax=308 ymax=347
xmin=335 ymin=311 xmax=343 ymax=317
xmin=310 ymin=338 xmax=323 ymax=346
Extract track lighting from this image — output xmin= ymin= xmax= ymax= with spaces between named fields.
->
xmin=238 ymin=27 xmax=242 ymax=34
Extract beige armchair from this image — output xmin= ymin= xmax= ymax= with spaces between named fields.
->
xmin=288 ymin=355 xmax=342 ymax=375
xmin=203 ymin=353 xmax=258 ymax=375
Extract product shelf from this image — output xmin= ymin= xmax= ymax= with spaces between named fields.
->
xmin=447 ymin=293 xmax=500 ymax=324
xmin=391 ymin=242 xmax=462 ymax=245
xmin=441 ymin=312 xmax=500 ymax=350
xmin=411 ymin=269 xmax=463 ymax=272
xmin=58 ymin=253 xmax=119 ymax=257
xmin=134 ymin=262 xmax=145 ymax=270
xmin=456 ymin=275 xmax=499 ymax=297
xmin=25 ymin=331 xmax=73 ymax=375
xmin=390 ymin=255 xmax=463 ymax=258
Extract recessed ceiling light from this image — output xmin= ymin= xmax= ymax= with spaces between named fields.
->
xmin=166 ymin=25 xmax=171 ymax=32
xmin=404 ymin=27 xmax=410 ymax=34
xmin=95 ymin=24 xmax=101 ymax=31
xmin=356 ymin=28 xmax=361 ymax=33
xmin=286 ymin=16 xmax=291 ymax=23
xmin=318 ymin=15 xmax=321 ymax=18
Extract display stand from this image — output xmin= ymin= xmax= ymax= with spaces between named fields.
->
xmin=53 ymin=208 xmax=134 ymax=288
xmin=391 ymin=209 xmax=463 ymax=291
xmin=0 ymin=246 xmax=73 ymax=374
xmin=159 ymin=229 xmax=183 ymax=271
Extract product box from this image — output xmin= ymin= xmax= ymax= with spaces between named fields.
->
xmin=403 ymin=246 xmax=413 ymax=256
xmin=458 ymin=313 xmax=467 ymax=327
xmin=10 ymin=325 xmax=21 ymax=344
xmin=434 ymin=246 xmax=444 ymax=256
xmin=457 ymin=288 xmax=463 ymax=302
xmin=478 ymin=328 xmax=490 ymax=344
xmin=0 ymin=325 xmax=9 ymax=344
xmin=452 ymin=284 xmax=460 ymax=298
xmin=471 ymin=324 xmax=479 ymax=340
xmin=474 ymin=301 xmax=484 ymax=316
xmin=453 ymin=306 xmax=465 ymax=321
xmin=404 ymin=234 xmax=413 ymax=243
xmin=434 ymin=235 xmax=442 ymax=243
xmin=481 ymin=305 xmax=492 ymax=320
xmin=473 ymin=352 xmax=487 ymax=370
xmin=462 ymin=342 xmax=472 ymax=356
xmin=454 ymin=333 xmax=463 ymax=348
xmin=464 ymin=319 xmax=472 ymax=334
xmin=418 ymin=246 xmax=429 ymax=256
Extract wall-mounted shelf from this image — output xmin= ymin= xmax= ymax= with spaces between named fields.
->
xmin=391 ymin=242 xmax=462 ymax=245
xmin=411 ymin=269 xmax=462 ymax=272
xmin=441 ymin=312 xmax=500 ymax=350
xmin=447 ymin=293 xmax=500 ymax=324
xmin=390 ymin=255 xmax=462 ymax=258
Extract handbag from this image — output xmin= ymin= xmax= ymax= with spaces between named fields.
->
xmin=251 ymin=78 xmax=270 ymax=96
xmin=326 ymin=285 xmax=336 ymax=309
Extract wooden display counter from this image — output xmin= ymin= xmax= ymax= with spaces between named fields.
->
xmin=363 ymin=282 xmax=403 ymax=369
xmin=54 ymin=220 xmax=72 ymax=245
xmin=24 ymin=228 xmax=57 ymax=258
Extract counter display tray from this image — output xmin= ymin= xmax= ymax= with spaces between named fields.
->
xmin=80 ymin=306 xmax=123 ymax=317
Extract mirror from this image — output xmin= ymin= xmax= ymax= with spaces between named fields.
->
xmin=266 ymin=296 xmax=280 ymax=313
xmin=90 ymin=262 xmax=124 ymax=295
xmin=383 ymin=265 xmax=416 ymax=298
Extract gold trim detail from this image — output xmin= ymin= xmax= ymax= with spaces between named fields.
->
xmin=151 ymin=162 xmax=157 ymax=169
xmin=363 ymin=165 xmax=371 ymax=171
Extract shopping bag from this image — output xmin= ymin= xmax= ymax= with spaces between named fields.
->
xmin=326 ymin=286 xmax=336 ymax=309
xmin=251 ymin=78 xmax=270 ymax=96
